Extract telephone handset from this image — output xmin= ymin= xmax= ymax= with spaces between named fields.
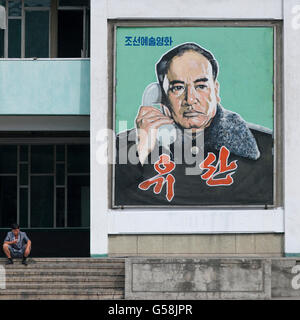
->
xmin=142 ymin=83 xmax=177 ymax=147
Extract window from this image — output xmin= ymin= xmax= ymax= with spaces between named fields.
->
xmin=3 ymin=0 xmax=50 ymax=58
xmin=25 ymin=10 xmax=50 ymax=58
xmin=0 ymin=0 xmax=90 ymax=58
xmin=58 ymin=0 xmax=90 ymax=58
xmin=0 ymin=143 xmax=90 ymax=228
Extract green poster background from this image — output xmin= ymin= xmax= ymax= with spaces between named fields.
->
xmin=115 ymin=27 xmax=274 ymax=133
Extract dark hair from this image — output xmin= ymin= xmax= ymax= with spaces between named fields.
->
xmin=11 ymin=223 xmax=19 ymax=230
xmin=156 ymin=43 xmax=218 ymax=105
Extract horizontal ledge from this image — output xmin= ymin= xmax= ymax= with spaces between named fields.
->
xmin=0 ymin=116 xmax=90 ymax=131
xmin=107 ymin=0 xmax=283 ymax=20
xmin=108 ymin=208 xmax=284 ymax=234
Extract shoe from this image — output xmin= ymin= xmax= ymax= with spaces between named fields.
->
xmin=6 ymin=258 xmax=13 ymax=265
xmin=22 ymin=257 xmax=28 ymax=266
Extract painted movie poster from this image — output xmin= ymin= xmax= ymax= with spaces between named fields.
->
xmin=113 ymin=26 xmax=274 ymax=207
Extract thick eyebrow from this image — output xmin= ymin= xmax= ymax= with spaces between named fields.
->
xmin=169 ymin=78 xmax=209 ymax=86
xmin=194 ymin=78 xmax=208 ymax=83
xmin=169 ymin=80 xmax=185 ymax=86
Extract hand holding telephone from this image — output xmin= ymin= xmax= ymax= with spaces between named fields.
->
xmin=141 ymin=83 xmax=177 ymax=146
xmin=136 ymin=83 xmax=177 ymax=165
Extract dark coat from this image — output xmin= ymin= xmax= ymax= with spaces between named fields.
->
xmin=114 ymin=105 xmax=273 ymax=207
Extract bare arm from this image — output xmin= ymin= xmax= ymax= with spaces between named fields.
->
xmin=25 ymin=240 xmax=31 ymax=248
xmin=4 ymin=239 xmax=18 ymax=245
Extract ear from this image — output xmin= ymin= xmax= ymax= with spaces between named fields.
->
xmin=214 ymin=81 xmax=221 ymax=103
xmin=161 ymin=104 xmax=172 ymax=118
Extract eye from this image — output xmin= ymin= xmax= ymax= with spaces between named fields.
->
xmin=170 ymin=85 xmax=185 ymax=94
xmin=195 ymin=84 xmax=207 ymax=90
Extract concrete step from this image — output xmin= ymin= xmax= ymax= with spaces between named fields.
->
xmin=0 ymin=293 xmax=124 ymax=300
xmin=5 ymin=275 xmax=124 ymax=282
xmin=0 ymin=258 xmax=125 ymax=263
xmin=0 ymin=257 xmax=126 ymax=300
xmin=1 ymin=262 xmax=125 ymax=269
xmin=0 ymin=288 xmax=124 ymax=294
xmin=0 ymin=289 xmax=124 ymax=300
xmin=4 ymin=282 xmax=125 ymax=289
xmin=0 ymin=294 xmax=124 ymax=301
xmin=5 ymin=269 xmax=125 ymax=276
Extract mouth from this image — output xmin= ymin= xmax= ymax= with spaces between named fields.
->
xmin=183 ymin=111 xmax=206 ymax=118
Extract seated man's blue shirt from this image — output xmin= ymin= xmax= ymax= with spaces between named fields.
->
xmin=4 ymin=231 xmax=29 ymax=250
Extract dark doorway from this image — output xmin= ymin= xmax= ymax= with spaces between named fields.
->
xmin=0 ymin=229 xmax=90 ymax=257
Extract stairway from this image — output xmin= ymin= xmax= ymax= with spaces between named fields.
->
xmin=0 ymin=258 xmax=125 ymax=300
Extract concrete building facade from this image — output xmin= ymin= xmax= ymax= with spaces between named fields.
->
xmin=90 ymin=0 xmax=299 ymax=259
xmin=0 ymin=0 xmax=299 ymax=261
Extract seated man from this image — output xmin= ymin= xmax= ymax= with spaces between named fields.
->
xmin=3 ymin=223 xmax=31 ymax=265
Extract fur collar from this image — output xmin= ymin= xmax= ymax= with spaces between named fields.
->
xmin=204 ymin=105 xmax=260 ymax=160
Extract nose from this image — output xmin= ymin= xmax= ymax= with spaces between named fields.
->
xmin=184 ymin=85 xmax=197 ymax=105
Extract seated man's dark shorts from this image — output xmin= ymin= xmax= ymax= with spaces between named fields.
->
xmin=8 ymin=245 xmax=26 ymax=258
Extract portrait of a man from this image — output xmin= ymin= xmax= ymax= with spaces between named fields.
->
xmin=114 ymin=42 xmax=273 ymax=207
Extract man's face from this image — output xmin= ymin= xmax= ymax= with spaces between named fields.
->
xmin=12 ymin=228 xmax=20 ymax=237
xmin=163 ymin=50 xmax=220 ymax=132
